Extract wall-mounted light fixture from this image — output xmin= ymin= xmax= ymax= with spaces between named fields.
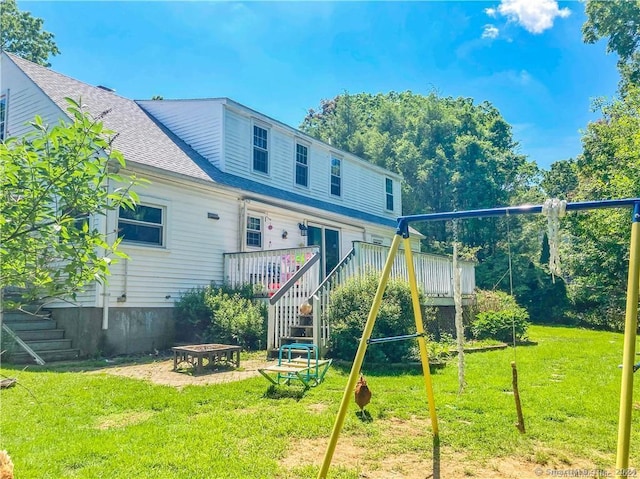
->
xmin=282 ymin=230 xmax=288 ymax=239
xmin=298 ymin=222 xmax=308 ymax=237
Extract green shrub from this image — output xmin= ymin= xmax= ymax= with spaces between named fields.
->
xmin=471 ymin=290 xmax=530 ymax=343
xmin=326 ymin=273 xmax=423 ymax=362
xmin=174 ymin=283 xmax=267 ymax=350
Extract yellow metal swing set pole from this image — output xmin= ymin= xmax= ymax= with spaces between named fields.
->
xmin=317 ymin=233 xmax=439 ymax=479
xmin=615 ymin=203 xmax=640 ymax=479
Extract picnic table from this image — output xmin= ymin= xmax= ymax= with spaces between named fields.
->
xmin=172 ymin=343 xmax=241 ymax=374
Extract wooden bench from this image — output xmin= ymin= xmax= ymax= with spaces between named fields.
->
xmin=172 ymin=343 xmax=241 ymax=374
xmin=258 ymin=344 xmax=331 ymax=388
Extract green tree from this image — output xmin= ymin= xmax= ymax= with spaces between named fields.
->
xmin=0 ymin=0 xmax=59 ymax=66
xmin=0 ymin=99 xmax=144 ymax=304
xmin=302 ymin=91 xmax=571 ymax=324
xmin=558 ymin=87 xmax=640 ymax=329
xmin=301 ymin=91 xmax=535 ymax=250
xmin=583 ymin=0 xmax=640 ymax=93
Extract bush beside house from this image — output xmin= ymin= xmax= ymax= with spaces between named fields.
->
xmin=175 ymin=284 xmax=267 ymax=350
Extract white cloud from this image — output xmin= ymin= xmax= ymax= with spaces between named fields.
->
xmin=482 ymin=24 xmax=500 ymax=39
xmin=485 ymin=7 xmax=497 ymax=18
xmin=496 ymin=0 xmax=571 ymax=34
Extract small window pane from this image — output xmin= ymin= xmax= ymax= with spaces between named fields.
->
xmin=119 ymin=223 xmax=162 ymax=245
xmin=119 ymin=205 xmax=162 ymax=224
xmin=253 ymin=126 xmax=267 ymax=149
xmin=253 ymin=148 xmax=268 ymax=173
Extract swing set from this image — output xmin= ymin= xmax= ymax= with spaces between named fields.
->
xmin=318 ymin=198 xmax=640 ymax=479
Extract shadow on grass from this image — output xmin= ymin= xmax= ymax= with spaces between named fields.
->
xmin=431 ymin=434 xmax=441 ymax=479
xmin=263 ymin=384 xmax=307 ymax=401
xmin=330 ymin=359 xmax=449 ymax=377
xmin=356 ymin=409 xmax=373 ymax=422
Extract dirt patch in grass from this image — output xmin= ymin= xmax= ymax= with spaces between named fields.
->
xmin=280 ymin=419 xmax=605 ymax=479
xmin=95 ymin=411 xmax=155 ymax=430
xmin=91 ymin=358 xmax=272 ymax=388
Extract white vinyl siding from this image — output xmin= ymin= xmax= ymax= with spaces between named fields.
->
xmin=222 ymin=106 xmax=401 ymax=220
xmin=103 ymin=176 xmax=240 ymax=308
xmin=0 ymin=57 xmax=65 ymax=139
xmin=136 ymin=100 xmax=224 ymax=169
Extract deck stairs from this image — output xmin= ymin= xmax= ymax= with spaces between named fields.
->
xmin=1 ymin=308 xmax=79 ymax=364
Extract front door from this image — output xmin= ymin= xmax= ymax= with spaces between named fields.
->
xmin=307 ymin=225 xmax=340 ymax=277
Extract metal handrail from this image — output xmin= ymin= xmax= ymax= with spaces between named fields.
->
xmin=269 ymin=253 xmax=321 ymax=305
xmin=309 ymin=247 xmax=357 ymax=299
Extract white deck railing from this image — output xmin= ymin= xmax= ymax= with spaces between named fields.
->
xmin=311 ymin=242 xmax=476 ymax=349
xmin=224 ymin=243 xmax=475 ymax=351
xmin=224 ymin=247 xmax=321 ymax=350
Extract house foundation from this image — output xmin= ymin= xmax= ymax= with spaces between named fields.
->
xmin=51 ymin=307 xmax=174 ymax=357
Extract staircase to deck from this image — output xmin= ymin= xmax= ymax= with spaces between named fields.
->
xmin=280 ymin=314 xmax=314 ymax=346
xmin=1 ymin=309 xmax=79 ymax=363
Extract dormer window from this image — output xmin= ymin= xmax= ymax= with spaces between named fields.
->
xmin=385 ymin=178 xmax=394 ymax=211
xmin=253 ymin=125 xmax=269 ymax=174
xmin=295 ymin=143 xmax=309 ymax=187
xmin=330 ymin=157 xmax=341 ymax=197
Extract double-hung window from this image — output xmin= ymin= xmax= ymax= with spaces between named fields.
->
xmin=295 ymin=143 xmax=309 ymax=187
xmin=118 ymin=204 xmax=164 ymax=247
xmin=246 ymin=216 xmax=262 ymax=248
xmin=385 ymin=178 xmax=394 ymax=211
xmin=253 ymin=125 xmax=269 ymax=174
xmin=330 ymin=157 xmax=341 ymax=197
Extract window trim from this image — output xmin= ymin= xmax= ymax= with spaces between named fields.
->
xmin=294 ymin=140 xmax=310 ymax=188
xmin=246 ymin=214 xmax=263 ymax=249
xmin=252 ymin=121 xmax=270 ymax=176
xmin=0 ymin=92 xmax=8 ymax=141
xmin=117 ymin=202 xmax=167 ymax=248
xmin=385 ymin=178 xmax=394 ymax=212
xmin=330 ymin=156 xmax=342 ymax=197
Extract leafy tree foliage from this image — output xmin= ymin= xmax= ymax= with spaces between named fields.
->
xmin=555 ymin=88 xmax=640 ymax=329
xmin=301 ymin=92 xmax=556 ymax=320
xmin=301 ymin=91 xmax=536 ymax=251
xmin=0 ymin=99 xmax=143 ymax=304
xmin=0 ymin=0 xmax=59 ymax=66
xmin=583 ymin=0 xmax=640 ymax=93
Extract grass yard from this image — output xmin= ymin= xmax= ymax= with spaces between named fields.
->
xmin=1 ymin=325 xmax=639 ymax=478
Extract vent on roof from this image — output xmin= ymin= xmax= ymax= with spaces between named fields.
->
xmin=97 ymin=85 xmax=115 ymax=92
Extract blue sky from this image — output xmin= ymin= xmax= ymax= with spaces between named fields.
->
xmin=22 ymin=0 xmax=620 ymax=170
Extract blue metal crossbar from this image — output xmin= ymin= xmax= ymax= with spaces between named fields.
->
xmin=396 ymin=198 xmax=640 ymax=237
xmin=367 ymin=332 xmax=427 ymax=345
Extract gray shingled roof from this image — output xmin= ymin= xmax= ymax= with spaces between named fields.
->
xmin=7 ymin=53 xmax=398 ymax=229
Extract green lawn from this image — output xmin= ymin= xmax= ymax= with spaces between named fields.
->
xmin=1 ymin=325 xmax=638 ymax=478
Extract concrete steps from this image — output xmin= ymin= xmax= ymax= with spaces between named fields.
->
xmin=1 ymin=309 xmax=78 ymax=364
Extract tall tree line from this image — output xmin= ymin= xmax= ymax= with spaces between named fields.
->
xmin=301 ymin=1 xmax=640 ymax=330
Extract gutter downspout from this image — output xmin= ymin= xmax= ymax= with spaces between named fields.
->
xmin=101 ymin=177 xmax=113 ymax=330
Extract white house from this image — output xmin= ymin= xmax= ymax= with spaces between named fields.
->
xmin=0 ymin=53 xmax=474 ymax=359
